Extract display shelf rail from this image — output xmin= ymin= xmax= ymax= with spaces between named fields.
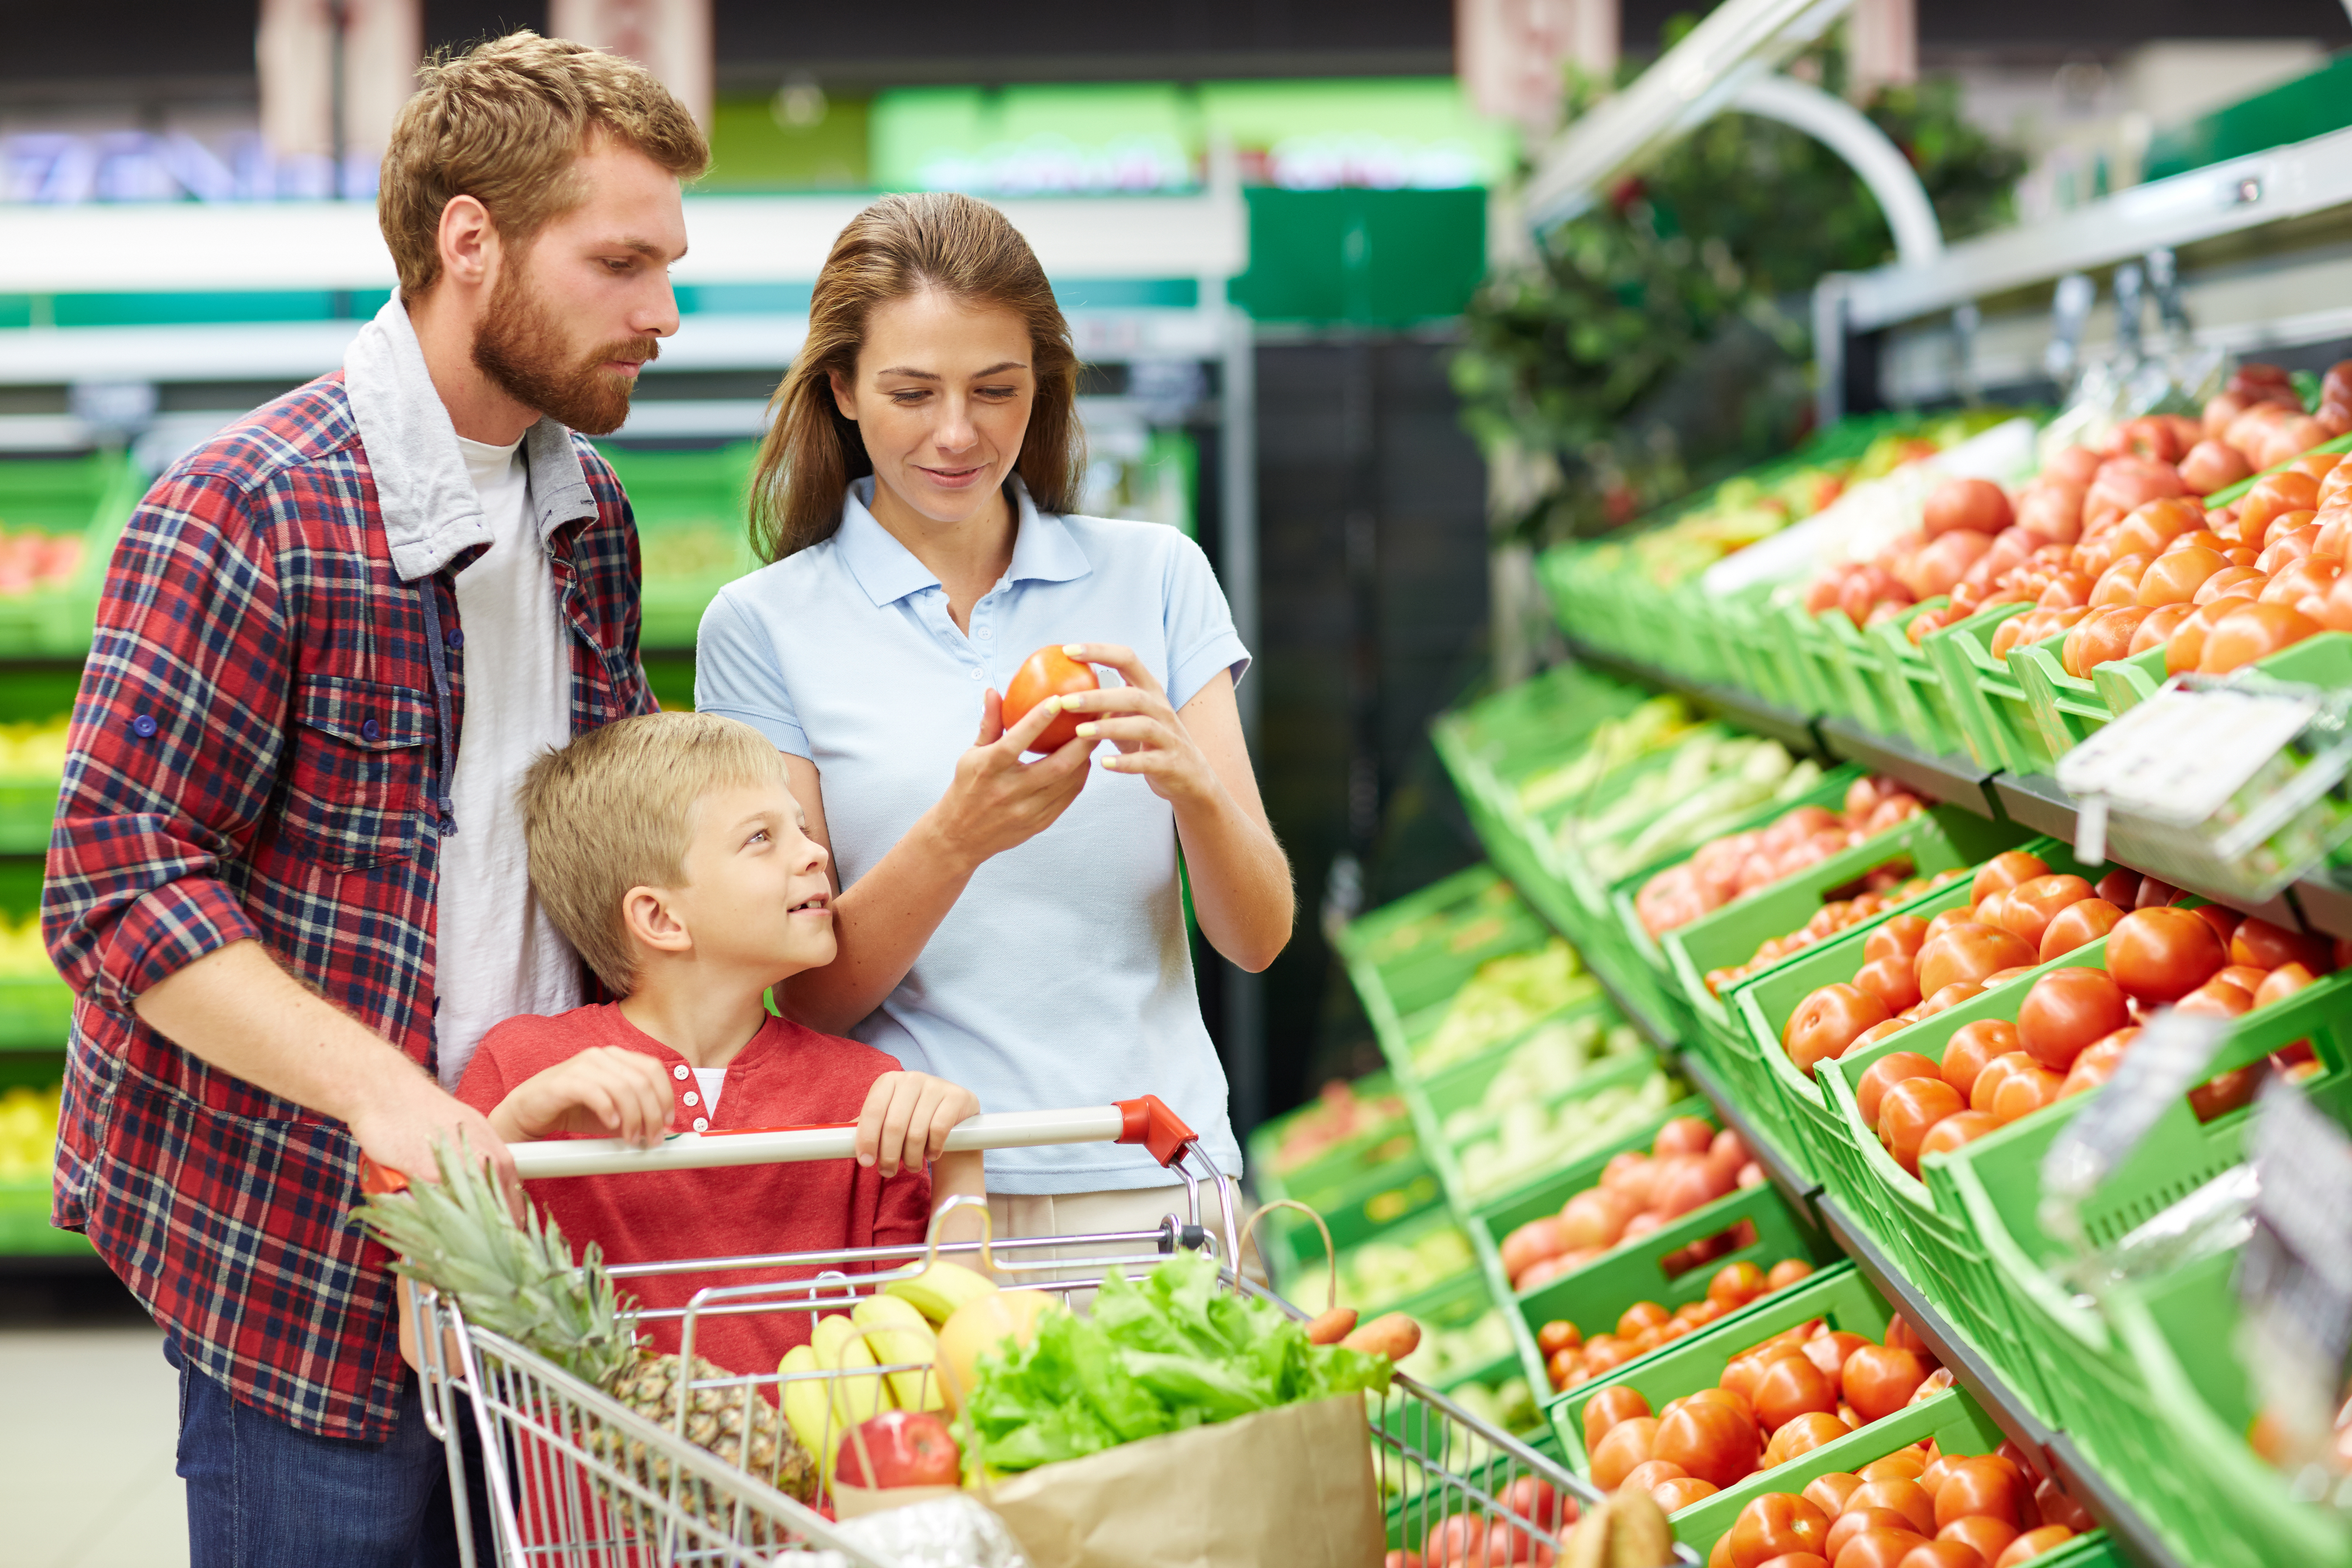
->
xmin=1559 ymin=646 xmax=2352 ymax=937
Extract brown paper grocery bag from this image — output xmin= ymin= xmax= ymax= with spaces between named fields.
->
xmin=978 ymin=1393 xmax=1383 ymax=1568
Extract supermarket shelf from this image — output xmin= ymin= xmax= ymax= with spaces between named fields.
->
xmin=2292 ymin=872 xmax=2352 ymax=942
xmin=1991 ymin=773 xmax=2305 ymax=929
xmin=1564 ymin=641 xmax=1828 ymax=758
xmin=1817 ymin=717 xmax=1999 ymax=819
xmin=1678 ymin=1049 xmax=1824 ymax=1217
xmin=2044 ymin=1433 xmax=2190 ymax=1568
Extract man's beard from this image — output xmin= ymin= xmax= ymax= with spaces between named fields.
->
xmin=470 ymin=265 xmax=658 ymax=437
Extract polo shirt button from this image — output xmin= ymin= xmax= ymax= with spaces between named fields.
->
xmin=977 ymin=627 xmax=993 ymax=639
xmin=361 ymin=719 xmax=381 ymax=742
xmin=969 ymin=668 xmax=981 ymax=680
xmin=682 ymin=1091 xmax=698 ymax=1107
xmin=692 ymin=1117 xmax=708 ymax=1131
xmin=131 ymin=713 xmax=157 ymax=738
xmin=672 ymin=1065 xmax=690 ymax=1080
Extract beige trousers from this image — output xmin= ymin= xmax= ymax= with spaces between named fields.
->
xmin=983 ymin=1178 xmax=1267 ymax=1288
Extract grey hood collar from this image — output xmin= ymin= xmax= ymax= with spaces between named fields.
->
xmin=342 ymin=292 xmax=599 ymax=583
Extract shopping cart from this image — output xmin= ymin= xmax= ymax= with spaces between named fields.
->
xmin=387 ymin=1095 xmax=1610 ymax=1567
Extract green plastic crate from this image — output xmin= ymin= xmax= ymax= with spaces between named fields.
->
xmin=0 ymin=1054 xmax=79 ymax=1257
xmin=2011 ymin=631 xmax=2113 ymax=762
xmin=1880 ymin=599 xmax=1975 ymax=760
xmin=1924 ymin=600 xmax=2057 ymax=777
xmin=1666 ymin=1386 xmax=2007 ymax=1559
xmin=1548 ymin=1261 xmax=1895 ymax=1477
xmin=1774 ymin=603 xmax=1842 ymax=720
xmin=2110 ymin=1248 xmax=2352 ymax=1568
xmin=1246 ymin=1067 xmax=1419 ymax=1211
xmin=2092 ymin=645 xmax=2166 ymax=714
xmin=1728 ymin=838 xmax=2094 ymax=1211
xmin=0 ymin=451 xmax=141 ymax=657
xmin=1817 ymin=609 xmax=1908 ymax=739
xmin=596 ymin=443 xmax=764 ymax=651
xmin=1659 ymin=806 xmax=2023 ymax=1181
xmin=1822 ymin=933 xmax=2352 ymax=1417
xmin=1433 ymin=1050 xmax=1681 ymax=1208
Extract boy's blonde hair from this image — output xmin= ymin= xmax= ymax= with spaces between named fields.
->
xmin=379 ymin=31 xmax=710 ymax=298
xmin=520 ymin=711 xmax=788 ymax=992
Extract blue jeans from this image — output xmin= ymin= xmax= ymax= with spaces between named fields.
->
xmin=169 ymin=1337 xmax=494 ymax=1568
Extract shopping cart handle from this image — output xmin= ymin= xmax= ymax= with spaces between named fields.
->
xmin=361 ymin=1101 xmax=1200 ymax=1187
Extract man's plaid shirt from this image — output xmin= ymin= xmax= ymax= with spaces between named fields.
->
xmin=42 ymin=373 xmax=655 ymax=1439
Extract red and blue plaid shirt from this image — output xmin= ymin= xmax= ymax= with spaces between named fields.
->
xmin=42 ymin=372 xmax=655 ymax=1439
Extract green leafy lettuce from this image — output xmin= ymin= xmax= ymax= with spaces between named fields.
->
xmin=961 ymin=1250 xmax=1394 ymax=1472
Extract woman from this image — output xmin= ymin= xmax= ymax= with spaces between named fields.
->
xmin=695 ymin=192 xmax=1292 ymax=1256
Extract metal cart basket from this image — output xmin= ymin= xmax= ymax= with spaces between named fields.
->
xmin=390 ymin=1096 xmax=1606 ymax=1566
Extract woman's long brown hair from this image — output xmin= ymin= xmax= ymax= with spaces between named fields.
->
xmin=748 ymin=192 xmax=1085 ymax=562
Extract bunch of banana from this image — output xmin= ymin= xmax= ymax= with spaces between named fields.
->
xmin=779 ymin=1261 xmax=991 ymax=1485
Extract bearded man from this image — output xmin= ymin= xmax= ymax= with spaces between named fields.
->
xmin=40 ymin=33 xmax=705 ymax=1564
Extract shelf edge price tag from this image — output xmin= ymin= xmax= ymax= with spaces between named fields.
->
xmin=2236 ymin=1075 xmax=2352 ymax=1486
xmin=2039 ymin=1007 xmax=2227 ymax=1250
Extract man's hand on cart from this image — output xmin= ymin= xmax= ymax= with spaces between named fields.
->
xmin=483 ymin=1045 xmax=677 ymax=1147
xmin=856 ymin=1071 xmax=980 ymax=1178
xmin=346 ymin=1066 xmax=519 ymax=1211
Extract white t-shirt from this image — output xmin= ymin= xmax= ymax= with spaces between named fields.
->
xmin=434 ymin=434 xmax=581 ymax=1089
xmin=692 ymin=1067 xmax=726 ymax=1119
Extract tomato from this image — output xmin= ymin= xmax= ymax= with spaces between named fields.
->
xmin=1924 ymin=906 xmax=1980 ymax=947
xmin=1858 ymin=1052 xmax=1944 ymax=1125
xmin=2034 ymin=898 xmax=2120 ymax=963
xmin=1833 ymin=1526 xmax=1932 ymax=1568
xmin=1705 ymin=1260 xmax=1765 ymax=1311
xmin=1423 ymin=1514 xmax=1486 ymax=1565
xmin=1992 ymin=1527 xmax=2076 ymax=1566
xmin=1772 ymin=1410 xmax=1854 ymax=1465
xmin=1803 ymin=1330 xmax=1871 ymax=1381
xmin=2059 ymin=606 xmax=2142 ymax=675
xmin=2134 ymin=546 xmax=2227 ymax=607
xmin=1729 ymin=1493 xmax=1833 ymax=1568
xmin=1908 ymin=1369 xmax=1957 ymax=1405
xmin=2093 ymin=869 xmax=2140 ymax=906
xmin=1538 ymin=1319 xmax=1582 ymax=1357
xmin=1753 ymin=1557 xmax=1831 ymax=1568
xmin=1753 ymin=1353 xmax=1842 ymax=1432
xmin=1842 ymin=1344 xmax=1932 ymax=1421
xmin=1933 ymin=1457 xmax=2025 ymax=1528
xmin=1920 ymin=980 xmax=1985 ymax=1017
xmin=1933 ymin=1019 xmax=2014 ymax=1099
xmin=1847 ymin=1479 xmax=1938 ymax=1535
xmin=2230 ymin=916 xmax=2330 ymax=973
xmin=1768 ymin=1258 xmax=1816 ymax=1290
xmin=2193 ymin=565 xmax=2267 ymax=606
xmin=1588 ymin=1414 xmax=1660 ymax=1489
xmin=1679 ymin=1297 xmax=1730 ymax=1328
xmin=2106 ymin=906 xmax=2227 ymax=1002
xmin=1926 ymin=479 xmax=2013 ymax=538
xmin=1690 ymin=1386 xmax=1757 ymax=1422
xmin=1867 ymin=916 xmax=1934 ymax=967
xmin=1581 ymin=1384 xmax=1653 ymax=1451
xmin=1987 ymin=875 xmax=2092 ymax=951
xmin=1619 ymin=1458 xmax=1690 ymax=1496
xmin=2255 ymin=962 xmax=2317 ymax=1007
xmin=1601 ymin=1150 xmax=1657 ymax=1203
xmin=2015 ymin=967 xmax=2130 ymax=1070
xmin=1559 ymin=1187 xmax=1635 ymax=1250
xmin=2136 ymin=877 xmax=2187 ymax=910
xmin=1971 ymin=852 xmax=2050 ymax=906
xmin=1862 ymin=1446 xmax=1928 ymax=1481
xmin=1898 ymin=1545 xmax=1984 ymax=1568
xmin=1785 ymin=984 xmax=1893 ymax=1072
xmin=1937 ymin=1517 xmax=2018 ymax=1566
xmin=2201 ymin=601 xmax=2321 ymax=673
xmin=1655 ymin=1476 xmax=1723 ymax=1512
xmin=1001 ymin=646 xmax=1098 ymax=753
xmin=2215 ymin=963 xmax=2269 ymax=994
xmin=2255 ymin=522 xmax=2323 ymax=573
xmin=1713 ymin=1532 xmax=1738 ymax=1568
xmin=1878 ymin=1078 xmax=1967 ymax=1175
xmin=2177 ymin=978 xmax=2253 ymax=1017
xmin=1855 ymin=953 xmax=1925 ymax=1014
xmin=1988 ymin=1062 xmax=2064 ymax=1125
xmin=1655 ymin=1116 xmax=1717 ymax=1156
xmin=1655 ymin=1399 xmax=1762 ymax=1489
xmin=2029 ymin=1480 xmax=2092 ymax=1533
xmin=1920 ymin=1112 xmax=1998 ymax=1158
xmin=1968 ymin=1052 xmax=2032 ymax=1117
xmin=2163 ymin=593 xmax=2254 ymax=674
xmin=1804 ymin=1472 xmax=1867 ymax=1518
xmin=1917 ymin=925 xmax=2037 ymax=1000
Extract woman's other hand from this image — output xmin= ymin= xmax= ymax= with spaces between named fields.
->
xmin=1054 ymin=644 xmax=1216 ymax=805
xmin=925 ymin=687 xmax=1092 ymax=868
xmin=856 ymin=1071 xmax=982 ymax=1178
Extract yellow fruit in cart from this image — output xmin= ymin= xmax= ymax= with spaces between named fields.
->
xmin=935 ymin=1288 xmax=1061 ymax=1412
xmin=851 ymin=1295 xmax=944 ymax=1411
xmin=812 ymin=1313 xmax=888 ymax=1429
xmin=882 ymin=1258 xmax=996 ymax=1325
xmin=777 ymin=1344 xmax=837 ymax=1486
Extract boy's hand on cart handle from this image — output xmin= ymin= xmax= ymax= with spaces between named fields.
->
xmin=347 ymin=1073 xmax=519 ymax=1215
xmin=858 ymin=1071 xmax=981 ymax=1178
xmin=488 ymin=1047 xmax=676 ymax=1147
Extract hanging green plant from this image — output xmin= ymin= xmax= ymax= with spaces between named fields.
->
xmin=1454 ymin=25 xmax=2027 ymax=547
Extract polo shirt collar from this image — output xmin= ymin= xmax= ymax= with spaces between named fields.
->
xmin=835 ymin=476 xmax=1092 ymax=608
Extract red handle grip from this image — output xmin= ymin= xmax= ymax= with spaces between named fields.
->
xmin=1114 ymin=1095 xmax=1198 ymax=1167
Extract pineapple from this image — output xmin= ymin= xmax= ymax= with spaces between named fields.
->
xmin=353 ymin=1142 xmax=819 ymax=1526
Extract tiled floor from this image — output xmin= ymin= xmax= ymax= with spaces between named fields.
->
xmin=0 ymin=1322 xmax=187 ymax=1568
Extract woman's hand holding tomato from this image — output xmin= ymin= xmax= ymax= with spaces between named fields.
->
xmin=925 ymin=684 xmax=1096 ymax=868
xmin=1048 ymin=642 xmax=1225 ymax=806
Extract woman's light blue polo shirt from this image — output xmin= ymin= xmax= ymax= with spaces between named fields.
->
xmin=694 ymin=479 xmax=1250 ymax=1193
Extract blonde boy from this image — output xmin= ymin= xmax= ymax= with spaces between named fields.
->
xmin=455 ymin=711 xmax=984 ymax=1373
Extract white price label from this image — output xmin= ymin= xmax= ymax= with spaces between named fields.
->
xmin=2040 ymin=1009 xmax=2227 ymax=1244
xmin=2057 ymin=686 xmax=2317 ymax=828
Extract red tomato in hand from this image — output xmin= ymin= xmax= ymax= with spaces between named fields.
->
xmin=2016 ymin=968 xmax=2130 ymax=1071
xmin=1001 ymin=646 xmax=1098 ymax=753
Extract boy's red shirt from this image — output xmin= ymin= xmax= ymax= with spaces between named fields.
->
xmin=456 ymin=1004 xmax=932 ymax=1378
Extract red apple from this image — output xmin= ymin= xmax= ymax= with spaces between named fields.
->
xmin=835 ymin=1409 xmax=961 ymax=1489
